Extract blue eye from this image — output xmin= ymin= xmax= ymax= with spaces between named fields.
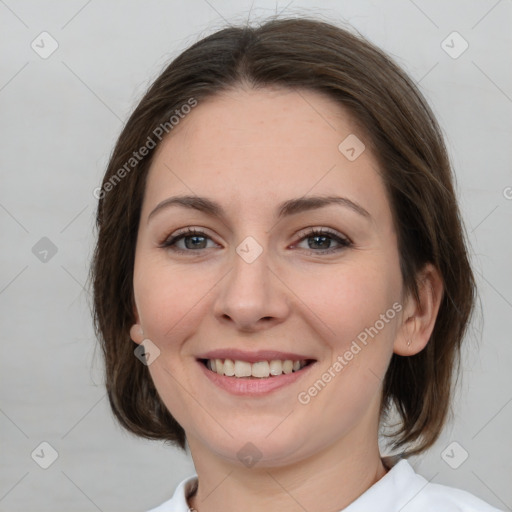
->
xmin=160 ymin=228 xmax=215 ymax=252
xmin=160 ymin=227 xmax=352 ymax=255
xmin=294 ymin=228 xmax=352 ymax=254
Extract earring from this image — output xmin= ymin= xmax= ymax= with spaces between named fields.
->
xmin=407 ymin=339 xmax=412 ymax=347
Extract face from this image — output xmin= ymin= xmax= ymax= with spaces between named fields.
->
xmin=130 ymin=87 xmax=409 ymax=468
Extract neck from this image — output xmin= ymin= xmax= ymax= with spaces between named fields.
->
xmin=187 ymin=432 xmax=387 ymax=512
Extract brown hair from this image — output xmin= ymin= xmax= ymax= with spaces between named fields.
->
xmin=90 ymin=17 xmax=476 ymax=454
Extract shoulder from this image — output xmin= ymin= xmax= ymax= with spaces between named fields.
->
xmin=385 ymin=459 xmax=503 ymax=512
xmin=145 ymin=475 xmax=198 ymax=512
xmin=408 ymin=480 xmax=503 ymax=511
xmin=146 ymin=463 xmax=504 ymax=512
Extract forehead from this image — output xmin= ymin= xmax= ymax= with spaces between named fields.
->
xmin=142 ymin=87 xmax=392 ymax=227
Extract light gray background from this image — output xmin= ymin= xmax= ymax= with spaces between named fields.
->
xmin=1 ymin=1 xmax=511 ymax=511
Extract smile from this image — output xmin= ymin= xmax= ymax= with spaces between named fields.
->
xmin=201 ymin=358 xmax=312 ymax=378
xmin=196 ymin=349 xmax=317 ymax=395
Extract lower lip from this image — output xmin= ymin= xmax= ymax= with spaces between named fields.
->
xmin=197 ymin=360 xmax=315 ymax=396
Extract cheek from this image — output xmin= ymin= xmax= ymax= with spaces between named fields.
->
xmin=133 ymin=262 xmax=212 ymax=430
xmin=294 ymin=259 xmax=400 ymax=344
xmin=293 ymin=257 xmax=401 ymax=406
xmin=132 ymin=259 xmax=209 ymax=349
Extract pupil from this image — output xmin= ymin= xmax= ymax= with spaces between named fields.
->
xmin=186 ymin=236 xmax=206 ymax=249
xmin=310 ymin=235 xmax=330 ymax=249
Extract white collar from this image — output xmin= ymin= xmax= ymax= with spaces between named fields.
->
xmin=146 ymin=458 xmax=501 ymax=511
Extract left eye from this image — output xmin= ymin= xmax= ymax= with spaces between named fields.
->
xmin=160 ymin=228 xmax=352 ymax=255
xmin=294 ymin=229 xmax=352 ymax=254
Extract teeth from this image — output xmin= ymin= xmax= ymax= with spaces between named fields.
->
xmin=234 ymin=360 xmax=252 ymax=377
xmin=204 ymin=358 xmax=309 ymax=378
xmin=252 ymin=361 xmax=270 ymax=378
xmin=282 ymin=360 xmax=293 ymax=374
xmin=269 ymin=360 xmax=282 ymax=376
xmin=223 ymin=359 xmax=235 ymax=376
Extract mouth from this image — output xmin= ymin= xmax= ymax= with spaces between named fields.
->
xmin=199 ymin=358 xmax=315 ymax=378
xmin=196 ymin=351 xmax=317 ymax=396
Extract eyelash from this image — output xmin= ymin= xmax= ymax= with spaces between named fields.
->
xmin=159 ymin=227 xmax=352 ymax=255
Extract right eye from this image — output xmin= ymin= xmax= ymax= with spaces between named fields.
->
xmin=160 ymin=228 xmax=218 ymax=254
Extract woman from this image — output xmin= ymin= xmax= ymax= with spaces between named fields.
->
xmin=90 ymin=17 xmax=502 ymax=511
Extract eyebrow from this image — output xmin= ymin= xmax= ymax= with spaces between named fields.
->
xmin=147 ymin=194 xmax=371 ymax=224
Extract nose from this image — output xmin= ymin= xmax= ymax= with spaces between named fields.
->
xmin=212 ymin=243 xmax=290 ymax=333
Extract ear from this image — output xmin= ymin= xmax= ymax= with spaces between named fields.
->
xmin=394 ymin=263 xmax=444 ymax=356
xmin=129 ymin=305 xmax=144 ymax=345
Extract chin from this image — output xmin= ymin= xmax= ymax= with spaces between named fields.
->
xmin=189 ymin=419 xmax=327 ymax=469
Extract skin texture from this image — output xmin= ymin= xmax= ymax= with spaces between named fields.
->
xmin=129 ymin=87 xmax=443 ymax=512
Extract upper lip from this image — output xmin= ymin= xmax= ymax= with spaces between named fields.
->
xmin=196 ymin=349 xmax=316 ymax=364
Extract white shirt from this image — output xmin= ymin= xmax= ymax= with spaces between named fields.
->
xmin=146 ymin=459 xmax=503 ymax=512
